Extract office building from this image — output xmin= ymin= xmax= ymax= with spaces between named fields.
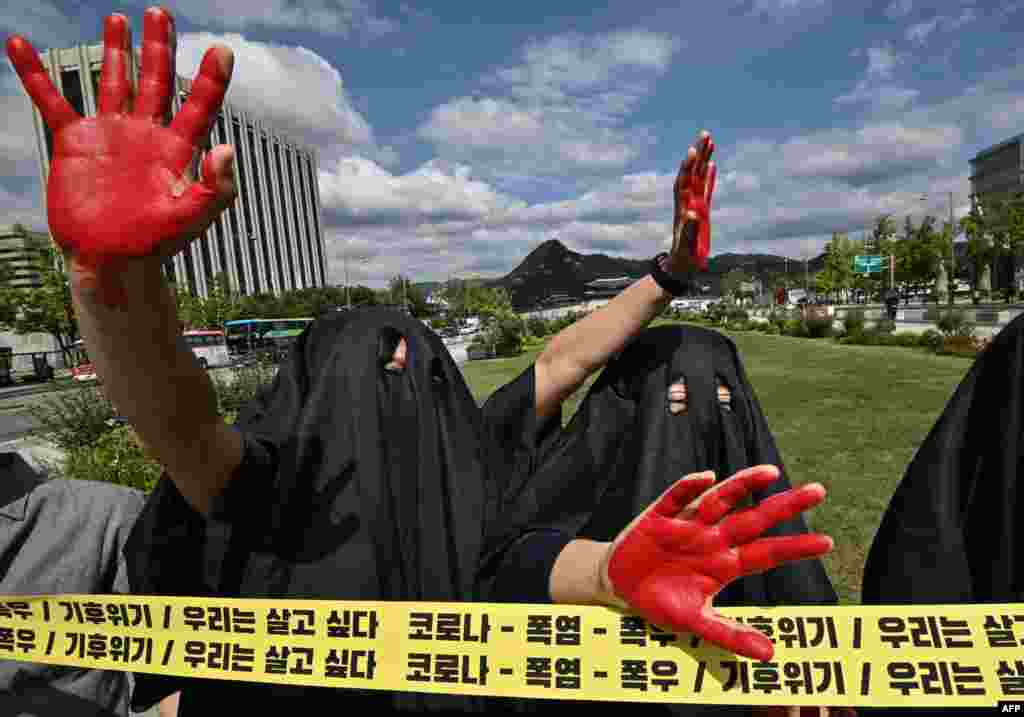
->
xmin=28 ymin=44 xmax=328 ymax=299
xmin=0 ymin=224 xmax=49 ymax=289
xmin=969 ymin=132 xmax=1024 ymax=201
xmin=969 ymin=133 xmax=1024 ymax=290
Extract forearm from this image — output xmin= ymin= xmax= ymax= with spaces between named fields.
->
xmin=538 ymin=273 xmax=674 ymax=386
xmin=71 ymin=259 xmax=239 ymax=515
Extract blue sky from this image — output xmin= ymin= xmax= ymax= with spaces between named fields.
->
xmin=2 ymin=0 xmax=1023 ymax=286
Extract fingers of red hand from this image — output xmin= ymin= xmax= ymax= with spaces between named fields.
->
xmin=653 ymin=473 xmax=716 ymax=518
xmin=170 ymin=47 xmax=232 ymax=148
xmin=689 ymin=609 xmax=774 ymax=662
xmin=705 ymin=160 xmax=717 ymax=206
xmin=98 ymin=14 xmax=134 ymax=115
xmin=691 ymin=465 xmax=781 ymax=525
xmin=5 ymin=36 xmax=79 ymax=133
xmin=719 ymin=482 xmax=826 ymax=546
xmin=134 ymin=7 xmax=176 ymax=122
xmin=735 ymin=534 xmax=834 ymax=576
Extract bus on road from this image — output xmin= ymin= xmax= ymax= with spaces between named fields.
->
xmin=223 ymin=318 xmax=314 ymax=356
xmin=183 ymin=330 xmax=231 ymax=369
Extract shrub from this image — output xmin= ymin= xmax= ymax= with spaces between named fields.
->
xmin=526 ymin=316 xmax=549 ymax=337
xmin=804 ymin=315 xmax=833 ymax=339
xmin=706 ymin=303 xmax=728 ymax=324
xmin=60 ymin=425 xmax=163 ymax=493
xmin=936 ymin=310 xmax=974 ymax=339
xmin=919 ymin=329 xmax=943 ymax=352
xmin=677 ymin=310 xmax=704 ymax=324
xmin=782 ymin=319 xmax=806 ymax=337
xmin=761 ymin=322 xmax=781 ymax=336
xmin=726 ymin=307 xmax=749 ymax=322
xmin=210 ymin=358 xmax=278 ymax=415
xmin=725 ymin=320 xmax=750 ymax=332
xmin=873 ymin=319 xmax=896 ymax=335
xmin=25 ymin=386 xmax=118 ymax=452
xmin=843 ymin=309 xmax=866 ymax=336
xmin=924 ymin=306 xmax=941 ymax=322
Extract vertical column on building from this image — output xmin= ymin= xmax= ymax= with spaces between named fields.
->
xmin=218 ymin=102 xmax=245 ymax=296
xmin=233 ymin=108 xmax=264 ymax=294
xmin=310 ymin=150 xmax=328 ymax=285
xmin=295 ymin=151 xmax=318 ymax=288
xmin=266 ymin=131 xmax=292 ymax=293
xmin=252 ymin=121 xmax=279 ymax=295
xmin=279 ymin=140 xmax=305 ymax=291
xmin=287 ymin=145 xmax=312 ymax=289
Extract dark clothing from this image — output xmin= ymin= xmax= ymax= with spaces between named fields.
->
xmin=860 ymin=313 xmax=1024 ymax=716
xmin=484 ymin=325 xmax=838 ymax=716
xmin=0 ymin=452 xmax=145 ymax=717
xmin=125 ymin=309 xmax=565 ymax=714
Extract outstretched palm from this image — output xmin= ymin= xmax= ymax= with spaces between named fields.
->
xmin=6 ymin=9 xmax=236 ymax=303
xmin=672 ymin=131 xmax=717 ymax=272
xmin=602 ymin=466 xmax=832 ymax=662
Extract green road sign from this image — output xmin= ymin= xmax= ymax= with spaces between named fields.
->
xmin=854 ymin=255 xmax=885 ymax=273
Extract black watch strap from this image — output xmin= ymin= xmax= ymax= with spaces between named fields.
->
xmin=650 ymin=252 xmax=690 ymax=297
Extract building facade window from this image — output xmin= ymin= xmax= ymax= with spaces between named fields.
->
xmin=261 ymin=137 xmax=286 ymax=290
xmin=60 ymin=70 xmax=85 ymax=116
xmin=274 ymin=143 xmax=297 ymax=290
xmin=305 ymin=159 xmax=325 ymax=284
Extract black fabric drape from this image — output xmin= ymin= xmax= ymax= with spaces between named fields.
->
xmin=125 ymin=308 xmax=503 ymax=714
xmin=860 ymin=315 xmax=1024 ymax=716
xmin=482 ymin=324 xmax=837 ymax=716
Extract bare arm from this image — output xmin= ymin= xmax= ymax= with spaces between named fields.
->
xmin=157 ymin=691 xmax=180 ymax=717
xmin=533 ymin=131 xmax=717 ymax=423
xmin=71 ymin=260 xmax=242 ymax=517
xmin=7 ymin=10 xmax=242 ymax=516
xmin=534 ymin=275 xmax=674 ymax=423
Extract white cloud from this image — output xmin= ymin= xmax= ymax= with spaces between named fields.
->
xmin=140 ymin=0 xmax=398 ymax=38
xmin=318 ymin=156 xmax=526 ymax=225
xmin=885 ymin=0 xmax=914 ymax=19
xmin=750 ymin=0 xmax=828 ymax=14
xmin=835 ymin=44 xmax=917 ymax=110
xmin=418 ymin=29 xmax=679 ymax=178
xmin=176 ymin=33 xmax=373 ymax=152
xmin=985 ymin=95 xmax=1024 ymax=130
xmin=906 ymin=9 xmax=978 ymax=45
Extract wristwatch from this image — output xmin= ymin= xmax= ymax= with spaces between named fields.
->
xmin=650 ymin=252 xmax=690 ymax=297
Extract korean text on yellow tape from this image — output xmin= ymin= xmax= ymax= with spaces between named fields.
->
xmin=0 ymin=596 xmax=1022 ymax=708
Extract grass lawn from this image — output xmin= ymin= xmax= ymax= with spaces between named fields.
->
xmin=460 ymin=322 xmax=974 ymax=605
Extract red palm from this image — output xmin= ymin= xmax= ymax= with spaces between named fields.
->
xmin=601 ymin=465 xmax=833 ymax=662
xmin=672 ymin=131 xmax=717 ymax=271
xmin=5 ymin=9 xmax=236 ymax=305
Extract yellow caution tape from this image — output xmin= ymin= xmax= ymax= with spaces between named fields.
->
xmin=0 ymin=596 xmax=1022 ymax=708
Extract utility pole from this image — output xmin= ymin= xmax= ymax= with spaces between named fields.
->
xmin=949 ymin=191 xmax=956 ymax=306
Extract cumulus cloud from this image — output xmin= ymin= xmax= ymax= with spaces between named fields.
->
xmin=134 ymin=0 xmax=398 ymax=38
xmin=835 ymin=44 xmax=918 ymax=110
xmin=175 ymin=33 xmax=373 ymax=153
xmin=418 ymin=29 xmax=679 ymax=178
xmin=906 ymin=9 xmax=977 ymax=45
xmin=885 ymin=0 xmax=914 ymax=18
xmin=318 ymin=156 xmax=526 ymax=226
xmin=750 ymin=0 xmax=828 ymax=14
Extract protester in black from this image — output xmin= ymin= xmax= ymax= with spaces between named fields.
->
xmin=860 ymin=314 xmax=1024 ymax=717
xmin=482 ymin=324 xmax=840 ymax=716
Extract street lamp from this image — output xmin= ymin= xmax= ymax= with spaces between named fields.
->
xmin=343 ymin=238 xmax=370 ymax=309
xmin=920 ymin=192 xmax=958 ymax=304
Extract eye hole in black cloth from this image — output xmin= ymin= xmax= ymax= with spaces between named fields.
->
xmin=378 ymin=327 xmax=404 ymax=372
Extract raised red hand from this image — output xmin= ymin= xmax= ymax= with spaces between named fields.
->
xmin=600 ymin=465 xmax=833 ymax=662
xmin=672 ymin=131 xmax=717 ymax=272
xmin=5 ymin=8 xmax=237 ymax=305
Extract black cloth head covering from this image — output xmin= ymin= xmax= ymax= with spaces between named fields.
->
xmin=126 ymin=307 xmax=499 ymax=713
xmin=859 ymin=319 xmax=1024 ymax=717
xmin=863 ymin=314 xmax=1024 ymax=606
xmin=485 ymin=324 xmax=836 ymax=716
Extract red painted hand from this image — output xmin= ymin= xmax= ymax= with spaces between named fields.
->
xmin=5 ymin=8 xmax=236 ymax=305
xmin=671 ymin=130 xmax=717 ymax=272
xmin=599 ymin=465 xmax=833 ymax=662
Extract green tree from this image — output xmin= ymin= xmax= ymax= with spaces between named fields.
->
xmin=0 ymin=236 xmax=80 ymax=365
xmin=719 ymin=268 xmax=752 ymax=302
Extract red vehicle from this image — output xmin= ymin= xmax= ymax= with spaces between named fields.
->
xmin=70 ymin=339 xmax=98 ymax=382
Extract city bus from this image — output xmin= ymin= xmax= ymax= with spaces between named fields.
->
xmin=182 ymin=330 xmax=231 ymax=369
xmin=223 ymin=318 xmax=314 ymax=356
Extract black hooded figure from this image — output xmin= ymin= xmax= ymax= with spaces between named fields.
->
xmin=860 ymin=315 xmax=1024 ymax=716
xmin=124 ymin=307 xmax=543 ymax=715
xmin=485 ymin=324 xmax=838 ymax=716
